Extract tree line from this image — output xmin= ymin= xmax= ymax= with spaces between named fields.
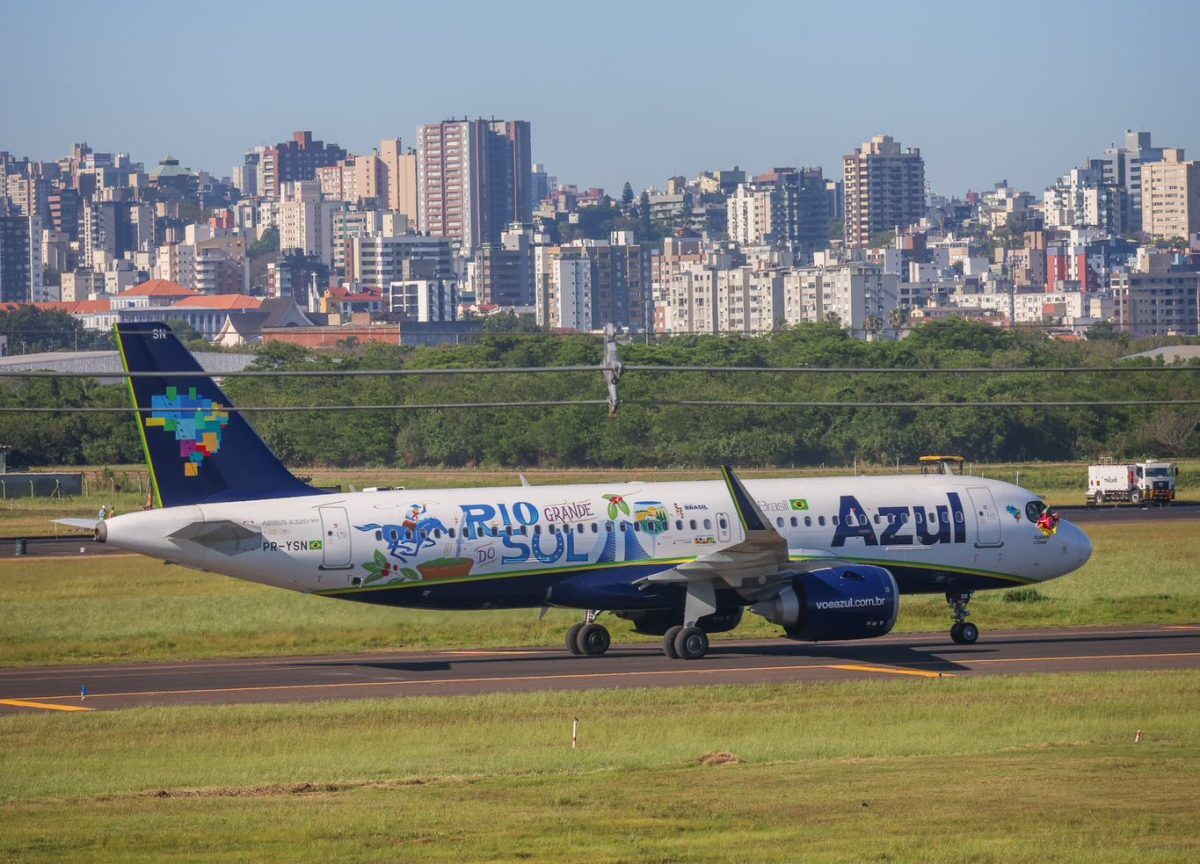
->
xmin=0 ymin=312 xmax=1195 ymax=470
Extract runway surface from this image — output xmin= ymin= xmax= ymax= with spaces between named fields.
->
xmin=1 ymin=624 xmax=1197 ymax=713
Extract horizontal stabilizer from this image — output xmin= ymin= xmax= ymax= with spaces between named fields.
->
xmin=53 ymin=518 xmax=101 ymax=531
xmin=169 ymin=519 xmax=262 ymax=555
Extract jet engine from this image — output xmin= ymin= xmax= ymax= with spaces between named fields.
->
xmin=751 ymin=565 xmax=898 ymax=641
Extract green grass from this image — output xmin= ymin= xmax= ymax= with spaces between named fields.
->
xmin=0 ymin=519 xmax=1196 ymax=667
xmin=1 ymin=672 xmax=1197 ymax=862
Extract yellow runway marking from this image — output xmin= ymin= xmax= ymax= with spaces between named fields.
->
xmin=8 ymin=651 xmax=1198 ymax=707
xmin=829 ymin=664 xmax=949 ymax=678
xmin=0 ymin=699 xmax=91 ymax=712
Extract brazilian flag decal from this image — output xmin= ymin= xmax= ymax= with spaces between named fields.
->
xmin=311 ymin=540 xmax=324 ymax=550
xmin=789 ymin=498 xmax=809 ymax=511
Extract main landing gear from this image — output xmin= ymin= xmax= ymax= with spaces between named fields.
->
xmin=566 ymin=610 xmax=611 ymax=657
xmin=661 ymin=579 xmax=718 ymax=661
xmin=946 ymin=591 xmax=979 ymax=644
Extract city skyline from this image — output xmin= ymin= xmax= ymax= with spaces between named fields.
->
xmin=5 ymin=0 xmax=1198 ymax=196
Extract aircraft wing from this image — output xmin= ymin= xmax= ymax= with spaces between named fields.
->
xmin=638 ymin=465 xmax=844 ymax=599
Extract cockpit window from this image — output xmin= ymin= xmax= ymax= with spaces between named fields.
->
xmin=1025 ymin=500 xmax=1046 ymax=522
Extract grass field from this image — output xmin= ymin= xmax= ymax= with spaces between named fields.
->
xmin=0 ymin=519 xmax=1196 ymax=667
xmin=5 ymin=460 xmax=1197 ymax=538
xmin=1 ymin=671 xmax=1197 ymax=862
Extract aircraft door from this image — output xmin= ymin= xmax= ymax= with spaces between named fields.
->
xmin=966 ymin=487 xmax=1002 ymax=547
xmin=716 ymin=512 xmax=731 ymax=543
xmin=318 ymin=506 xmax=353 ymax=568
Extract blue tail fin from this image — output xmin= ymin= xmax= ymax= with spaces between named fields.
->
xmin=116 ymin=322 xmax=322 ymax=506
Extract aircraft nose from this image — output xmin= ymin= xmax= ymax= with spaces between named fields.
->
xmin=1062 ymin=520 xmax=1093 ymax=572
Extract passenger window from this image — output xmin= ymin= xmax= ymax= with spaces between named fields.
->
xmin=605 ymin=522 xmax=613 ymax=533
xmin=505 ymin=526 xmax=512 ymax=536
xmin=534 ymin=524 xmax=542 ymax=535
xmin=675 ymin=520 xmax=683 ymax=531
xmin=448 ymin=527 xmax=456 ymax=538
xmin=804 ymin=516 xmax=812 ymax=527
xmin=689 ymin=519 xmax=697 ymax=530
xmin=550 ymin=524 xmax=559 ymax=535
xmin=832 ymin=516 xmax=839 ymax=526
xmin=790 ymin=516 xmax=798 ymax=527
xmin=704 ymin=518 xmax=712 ymax=530
xmin=928 ymin=512 xmax=936 ymax=523
xmin=955 ymin=511 xmax=963 ymax=523
xmin=420 ymin=529 xmax=428 ymax=540
xmin=818 ymin=516 xmax=826 ymax=526
xmin=633 ymin=522 xmax=642 ymax=532
xmin=591 ymin=523 xmax=598 ymax=533
xmin=577 ymin=523 xmax=584 ymax=534
xmin=375 ymin=530 xmax=383 ymax=541
xmin=719 ymin=518 xmax=727 ymax=529
xmin=620 ymin=521 xmax=628 ymax=531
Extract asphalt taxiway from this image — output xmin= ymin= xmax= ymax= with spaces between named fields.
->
xmin=1 ymin=624 xmax=1196 ymax=713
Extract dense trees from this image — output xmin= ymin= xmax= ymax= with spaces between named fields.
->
xmin=0 ymin=320 xmax=1196 ymax=468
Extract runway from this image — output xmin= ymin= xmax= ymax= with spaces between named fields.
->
xmin=1 ymin=624 xmax=1197 ymax=713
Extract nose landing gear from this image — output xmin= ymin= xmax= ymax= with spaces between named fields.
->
xmin=566 ymin=610 xmax=610 ymax=656
xmin=946 ymin=591 xmax=979 ymax=644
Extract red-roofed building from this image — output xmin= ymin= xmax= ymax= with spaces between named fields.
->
xmin=112 ymin=279 xmax=199 ymax=310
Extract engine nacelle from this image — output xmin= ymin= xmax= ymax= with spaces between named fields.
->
xmin=751 ymin=565 xmax=899 ymax=642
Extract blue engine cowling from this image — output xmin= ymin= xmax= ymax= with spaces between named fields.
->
xmin=752 ymin=564 xmax=899 ymax=641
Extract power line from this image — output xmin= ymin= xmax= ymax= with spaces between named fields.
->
xmin=1 ymin=398 xmax=1196 ymax=414
xmin=0 ymin=363 xmax=1197 ymax=379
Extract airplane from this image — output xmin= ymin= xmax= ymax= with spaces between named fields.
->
xmin=61 ymin=322 xmax=1094 ymax=661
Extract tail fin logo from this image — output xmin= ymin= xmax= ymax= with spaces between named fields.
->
xmin=144 ymin=386 xmax=231 ymax=477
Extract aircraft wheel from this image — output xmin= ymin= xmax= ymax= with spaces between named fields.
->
xmin=950 ymin=622 xmax=965 ymax=644
xmin=566 ymin=622 xmax=585 ymax=655
xmin=958 ymin=622 xmax=979 ymax=644
xmin=662 ymin=625 xmax=683 ymax=658
xmin=575 ymin=623 xmax=611 ymax=657
xmin=673 ymin=626 xmax=709 ymax=660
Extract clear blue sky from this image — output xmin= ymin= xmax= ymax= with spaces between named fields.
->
xmin=4 ymin=0 xmax=1198 ymax=196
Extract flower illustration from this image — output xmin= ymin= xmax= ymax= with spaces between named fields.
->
xmin=362 ymin=550 xmax=420 ymax=584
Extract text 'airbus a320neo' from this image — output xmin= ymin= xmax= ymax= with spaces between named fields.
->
xmin=63 ymin=323 xmax=1093 ymax=661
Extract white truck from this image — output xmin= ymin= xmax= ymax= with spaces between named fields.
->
xmin=1086 ymin=459 xmax=1178 ymax=506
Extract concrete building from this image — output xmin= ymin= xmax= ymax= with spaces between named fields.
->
xmin=1043 ymin=167 xmax=1125 ymax=234
xmin=781 ymin=263 xmax=899 ymax=333
xmin=279 ymin=181 xmax=338 ymax=267
xmin=843 ymin=135 xmax=926 ymax=248
xmin=1140 ymin=149 xmax=1200 ymax=243
xmin=378 ymin=138 xmax=418 ymax=223
xmin=535 ymin=246 xmax=591 ymax=331
xmin=259 ymin=131 xmax=347 ymax=198
xmin=1092 ymin=130 xmax=1167 ymax=232
xmin=0 ymin=214 xmax=41 ymax=303
xmin=570 ymin=233 xmax=653 ymax=331
xmin=1112 ymin=252 xmax=1200 ymax=337
xmin=352 ymin=234 xmax=456 ymax=291
xmin=473 ymin=224 xmax=535 ymax=307
xmin=384 ymin=278 xmax=459 ymax=322
xmin=417 ymin=118 xmax=532 ymax=250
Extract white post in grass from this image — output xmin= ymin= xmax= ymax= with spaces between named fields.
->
xmin=572 ymin=717 xmax=578 ymax=749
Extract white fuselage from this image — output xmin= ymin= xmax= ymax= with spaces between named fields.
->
xmin=101 ymin=473 xmax=1092 ymax=610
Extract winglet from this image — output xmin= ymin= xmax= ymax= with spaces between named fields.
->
xmin=720 ymin=465 xmax=772 ymax=534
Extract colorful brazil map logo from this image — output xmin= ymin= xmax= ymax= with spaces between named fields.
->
xmin=144 ymin=386 xmax=230 ymax=476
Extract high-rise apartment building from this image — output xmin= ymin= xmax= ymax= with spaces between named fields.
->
xmin=1140 ymin=149 xmax=1200 ymax=242
xmin=474 ymin=224 xmax=535 ymax=307
xmin=1093 ymin=130 xmax=1167 ymax=232
xmin=417 ymin=119 xmax=532 ymax=250
xmin=0 ymin=215 xmax=41 ymax=303
xmin=535 ymin=245 xmax=591 ymax=331
xmin=727 ymin=168 xmax=830 ymax=256
xmin=260 ymin=131 xmax=347 ymax=198
xmin=843 ymin=135 xmax=926 ymax=248
xmin=352 ymin=234 xmax=456 ymax=290
xmin=378 ymin=138 xmax=418 ymax=223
